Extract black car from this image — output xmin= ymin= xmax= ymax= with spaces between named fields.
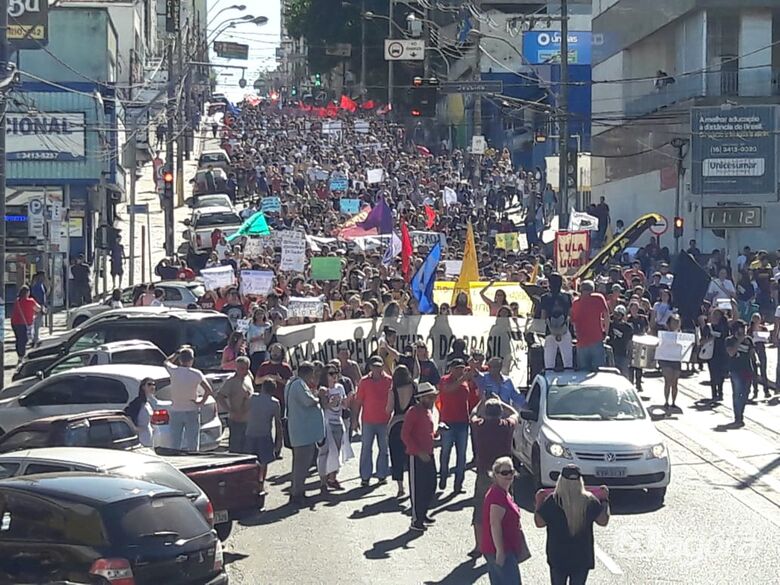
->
xmin=20 ymin=309 xmax=232 ymax=374
xmin=0 ymin=473 xmax=228 ymax=585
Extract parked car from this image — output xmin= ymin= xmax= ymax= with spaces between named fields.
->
xmin=188 ymin=193 xmax=235 ymax=211
xmin=67 ymin=280 xmax=205 ymax=327
xmin=0 ymin=447 xmax=212 ymax=527
xmin=0 ymin=364 xmax=223 ymax=451
xmin=513 ymin=369 xmax=670 ymax=502
xmin=19 ymin=307 xmax=233 ymax=375
xmin=0 ymin=410 xmax=148 ymax=453
xmin=198 ymin=148 xmax=231 ymax=171
xmin=10 ymin=339 xmax=166 ymax=387
xmin=185 ymin=206 xmax=243 ymax=255
xmin=0 ymin=411 xmax=264 ymax=540
xmin=0 ymin=473 xmax=227 ymax=584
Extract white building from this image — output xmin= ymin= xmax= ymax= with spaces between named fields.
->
xmin=591 ymin=0 xmax=780 ymax=254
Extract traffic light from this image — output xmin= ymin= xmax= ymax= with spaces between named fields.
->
xmin=409 ymin=77 xmax=439 ymax=118
xmin=314 ymin=73 xmax=322 ymax=87
xmin=674 ymin=216 xmax=684 ymax=238
xmin=163 ymin=168 xmax=174 ymax=200
xmin=165 ymin=0 xmax=180 ymax=34
xmin=291 ymin=86 xmax=298 ymax=96
xmin=565 ymin=147 xmax=578 ymax=191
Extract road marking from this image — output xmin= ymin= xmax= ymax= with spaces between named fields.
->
xmin=595 ymin=544 xmax=623 ymax=575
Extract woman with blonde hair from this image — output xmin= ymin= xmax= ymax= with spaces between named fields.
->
xmin=534 ymin=465 xmax=610 ymax=585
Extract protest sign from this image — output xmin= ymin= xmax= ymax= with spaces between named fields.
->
xmin=242 ymin=237 xmax=264 ymax=258
xmin=305 ymin=235 xmax=338 ymax=252
xmin=313 ymin=169 xmax=329 ymax=181
xmin=443 ymin=186 xmax=458 ymax=206
xmin=354 ymin=120 xmax=370 ymax=134
xmin=432 ymin=282 xmax=533 ymax=317
xmin=366 ymin=168 xmax=385 ymax=184
xmin=444 ymin=260 xmax=462 ymax=278
xmin=235 ymin=318 xmax=250 ymax=334
xmin=569 ymin=210 xmax=599 ymax=232
xmin=495 ymin=233 xmax=520 ymax=251
xmin=288 ymin=296 xmax=325 ymax=319
xmin=239 ymin=270 xmax=274 ymax=296
xmin=311 ymin=257 xmax=343 ymax=280
xmin=201 ymin=265 xmax=234 ymax=291
xmin=329 ymin=176 xmax=349 ymax=192
xmin=339 ymin=198 xmax=361 ymax=215
xmin=655 ymin=331 xmax=696 ymax=362
xmin=280 ymin=231 xmax=306 ymax=272
xmin=261 ymin=196 xmax=282 ymax=213
xmin=555 ymin=231 xmax=590 ymax=277
xmin=410 ymin=231 xmax=447 ymax=250
xmin=276 ymin=316 xmax=527 ymax=390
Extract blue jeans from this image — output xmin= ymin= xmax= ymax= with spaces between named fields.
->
xmin=484 ymin=553 xmax=521 ymax=585
xmin=169 ymin=410 xmax=200 ymax=451
xmin=439 ymin=422 xmax=468 ymax=488
xmin=730 ymin=372 xmax=750 ymax=423
xmin=360 ymin=422 xmax=390 ymax=481
xmin=577 ymin=342 xmax=605 ymax=371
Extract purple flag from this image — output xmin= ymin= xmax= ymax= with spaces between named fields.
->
xmin=357 ymin=198 xmax=394 ymax=235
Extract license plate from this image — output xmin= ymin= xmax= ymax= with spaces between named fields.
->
xmin=214 ymin=510 xmax=229 ymax=524
xmin=595 ymin=467 xmax=627 ymax=478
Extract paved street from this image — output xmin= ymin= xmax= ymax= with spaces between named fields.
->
xmin=219 ymin=368 xmax=780 ymax=585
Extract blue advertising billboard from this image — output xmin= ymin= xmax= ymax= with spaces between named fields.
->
xmin=522 ymin=31 xmax=592 ymax=65
xmin=691 ymin=106 xmax=777 ymax=196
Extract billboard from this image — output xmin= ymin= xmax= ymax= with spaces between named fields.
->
xmin=691 ymin=106 xmax=777 ymax=196
xmin=7 ymin=0 xmax=48 ymax=48
xmin=6 ymin=113 xmax=87 ymax=161
xmin=522 ymin=31 xmax=591 ymax=65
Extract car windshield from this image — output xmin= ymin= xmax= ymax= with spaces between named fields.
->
xmin=113 ymin=462 xmax=201 ymax=497
xmin=194 ymin=212 xmax=241 ymax=227
xmin=187 ymin=283 xmax=206 ymax=298
xmin=194 ymin=196 xmax=230 ymax=208
xmin=546 ymin=385 xmax=646 ymax=421
xmin=201 ymin=153 xmax=225 ymax=163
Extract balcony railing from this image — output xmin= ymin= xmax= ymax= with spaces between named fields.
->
xmin=624 ymin=68 xmax=780 ymax=118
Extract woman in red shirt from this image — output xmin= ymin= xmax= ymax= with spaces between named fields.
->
xmin=10 ymin=286 xmax=40 ymax=358
xmin=481 ymin=456 xmax=524 ymax=584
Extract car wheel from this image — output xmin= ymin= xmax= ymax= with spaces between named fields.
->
xmin=72 ymin=315 xmax=88 ymax=328
xmin=215 ymin=521 xmax=233 ymax=541
xmin=531 ymin=446 xmax=543 ymax=491
xmin=648 ymin=487 xmax=667 ymax=504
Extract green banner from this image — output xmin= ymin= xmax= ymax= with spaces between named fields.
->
xmin=311 ymin=257 xmax=342 ymax=281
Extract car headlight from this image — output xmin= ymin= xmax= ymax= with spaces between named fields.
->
xmin=650 ymin=443 xmax=666 ymax=459
xmin=545 ymin=441 xmax=572 ymax=459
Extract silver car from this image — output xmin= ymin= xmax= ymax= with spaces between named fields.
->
xmin=67 ymin=281 xmax=205 ymax=328
xmin=0 ymin=447 xmax=213 ymax=527
xmin=0 ymin=364 xmax=223 ymax=451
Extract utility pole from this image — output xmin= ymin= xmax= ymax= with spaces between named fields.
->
xmin=473 ymin=0 xmax=482 ymax=183
xmin=360 ymin=0 xmax=367 ymax=94
xmin=671 ymin=137 xmax=689 ymax=255
xmin=557 ymin=0 xmax=570 ymax=227
xmin=165 ymin=36 xmax=176 ymax=256
xmin=0 ymin=0 xmax=8 ymax=389
xmin=176 ymin=19 xmax=185 ymax=209
xmin=387 ymin=0 xmax=394 ymax=108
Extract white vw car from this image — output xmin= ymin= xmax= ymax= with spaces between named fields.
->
xmin=513 ymin=369 xmax=670 ymax=502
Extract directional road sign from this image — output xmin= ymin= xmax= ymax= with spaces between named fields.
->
xmin=439 ymin=80 xmax=504 ymax=94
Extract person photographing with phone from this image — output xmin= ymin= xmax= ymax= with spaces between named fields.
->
xmin=164 ymin=346 xmax=215 ymax=452
xmin=534 ymin=465 xmax=610 ymax=585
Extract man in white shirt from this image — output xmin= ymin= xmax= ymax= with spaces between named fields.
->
xmin=707 ymin=267 xmax=736 ymax=302
xmin=165 ymin=347 xmax=214 ymax=451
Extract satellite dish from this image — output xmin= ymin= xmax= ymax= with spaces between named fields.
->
xmin=238 ymin=78 xmax=247 ymax=88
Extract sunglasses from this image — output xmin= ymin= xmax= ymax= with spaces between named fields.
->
xmin=327 ymin=371 xmax=338 ymax=376
xmin=496 ymin=469 xmax=515 ymax=477
xmin=145 ymin=382 xmax=156 ymax=387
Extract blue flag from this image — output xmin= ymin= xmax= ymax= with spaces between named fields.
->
xmin=411 ymin=242 xmax=442 ymax=314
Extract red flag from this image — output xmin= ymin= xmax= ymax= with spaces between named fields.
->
xmin=424 ymin=205 xmax=436 ymax=229
xmin=401 ymin=221 xmax=413 ymax=282
xmin=362 ymin=99 xmax=376 ymax=110
xmin=314 ymin=107 xmax=327 ymax=117
xmin=326 ymin=102 xmax=339 ymax=116
xmin=340 ymin=95 xmax=357 ymax=112
xmin=416 ymin=145 xmax=432 ymax=157
xmin=376 ymin=103 xmax=392 ymax=115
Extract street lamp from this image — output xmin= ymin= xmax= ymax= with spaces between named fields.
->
xmin=207 ymin=4 xmax=246 ymax=28
xmin=208 ymin=15 xmax=268 ymax=42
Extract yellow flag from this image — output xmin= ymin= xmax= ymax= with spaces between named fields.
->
xmin=529 ymin=261 xmax=539 ymax=284
xmin=452 ymin=221 xmax=480 ymax=305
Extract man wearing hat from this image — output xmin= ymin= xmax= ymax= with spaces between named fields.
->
xmin=401 ymin=382 xmax=439 ymax=532
xmin=607 ymin=305 xmax=633 ymax=378
xmin=353 ymin=355 xmax=393 ymax=487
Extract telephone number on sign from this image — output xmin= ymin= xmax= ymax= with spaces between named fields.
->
xmin=10 ymin=152 xmax=66 ymax=161
xmin=711 ymin=145 xmax=759 ymax=154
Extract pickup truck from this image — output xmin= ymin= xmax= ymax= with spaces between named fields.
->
xmin=0 ymin=411 xmax=264 ymax=540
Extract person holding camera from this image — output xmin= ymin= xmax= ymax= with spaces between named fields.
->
xmin=164 ymin=346 xmax=215 ymax=452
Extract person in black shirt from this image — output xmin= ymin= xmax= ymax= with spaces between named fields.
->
xmin=540 ymin=272 xmax=573 ymax=370
xmin=221 ymin=288 xmax=246 ymax=327
xmin=71 ymin=255 xmax=92 ymax=306
xmin=607 ymin=305 xmax=633 ymax=378
xmin=646 ymin=272 xmax=663 ymax=304
xmin=626 ymin=302 xmax=649 ymax=391
xmin=535 ymin=465 xmax=610 ymax=585
xmin=726 ymin=320 xmax=756 ymax=427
